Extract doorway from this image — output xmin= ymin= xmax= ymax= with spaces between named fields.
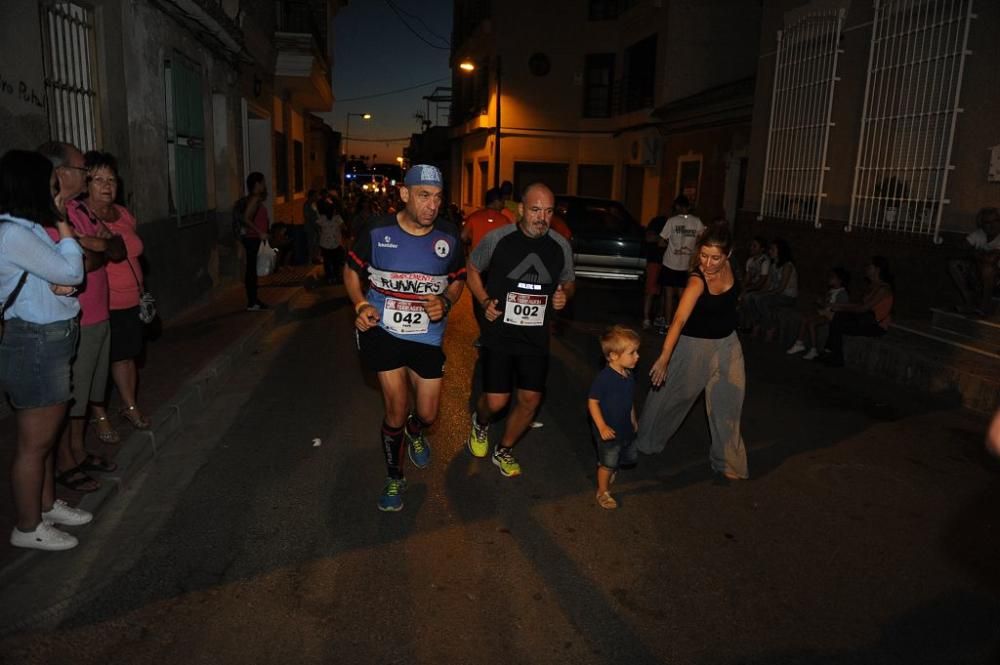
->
xmin=242 ymin=100 xmax=273 ymax=223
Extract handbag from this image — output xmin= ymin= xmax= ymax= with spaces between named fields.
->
xmin=126 ymin=261 xmax=156 ymax=324
xmin=0 ymin=272 xmax=28 ymax=342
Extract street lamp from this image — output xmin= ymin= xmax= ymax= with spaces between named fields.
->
xmin=458 ymin=56 xmax=502 ymax=189
xmin=343 ymin=112 xmax=372 ymax=191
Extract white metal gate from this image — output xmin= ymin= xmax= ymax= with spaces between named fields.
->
xmin=759 ymin=9 xmax=846 ymax=227
xmin=847 ymin=0 xmax=976 ymax=241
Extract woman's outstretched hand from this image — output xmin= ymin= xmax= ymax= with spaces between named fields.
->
xmin=649 ymin=355 xmax=669 ymax=387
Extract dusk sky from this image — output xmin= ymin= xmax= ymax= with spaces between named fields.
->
xmin=320 ymin=0 xmax=454 ymax=163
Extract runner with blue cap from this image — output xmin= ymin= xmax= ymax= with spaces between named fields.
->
xmin=345 ymin=164 xmax=466 ymax=512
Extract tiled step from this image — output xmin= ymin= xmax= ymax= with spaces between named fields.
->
xmin=930 ymin=308 xmax=1000 ymax=352
xmin=843 ymin=325 xmax=1000 ymax=414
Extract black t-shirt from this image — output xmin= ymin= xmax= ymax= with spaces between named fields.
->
xmin=644 ymin=215 xmax=668 ymax=262
xmin=681 ymin=268 xmax=740 ymax=339
xmin=470 ymin=225 xmax=575 ymax=355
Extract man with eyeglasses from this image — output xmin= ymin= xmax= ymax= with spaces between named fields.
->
xmin=37 ymin=142 xmax=126 ymax=493
xmin=464 ymin=182 xmax=576 ymax=477
xmin=39 ymin=142 xmax=88 ymax=207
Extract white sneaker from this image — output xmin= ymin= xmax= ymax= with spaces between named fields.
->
xmin=42 ymin=499 xmax=93 ymax=526
xmin=786 ymin=341 xmax=806 ymax=355
xmin=10 ymin=522 xmax=78 ymax=551
xmin=802 ymin=348 xmax=820 ymax=360
xmin=529 ymin=421 xmax=544 ymax=429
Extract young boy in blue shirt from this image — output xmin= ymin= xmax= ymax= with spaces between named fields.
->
xmin=587 ymin=325 xmax=640 ymax=509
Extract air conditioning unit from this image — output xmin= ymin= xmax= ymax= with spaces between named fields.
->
xmin=629 ymin=135 xmax=661 ymax=167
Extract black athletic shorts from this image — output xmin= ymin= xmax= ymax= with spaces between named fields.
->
xmin=659 ymin=267 xmax=690 ymax=289
xmin=481 ymin=346 xmax=548 ymax=394
xmin=357 ymin=325 xmax=445 ymax=379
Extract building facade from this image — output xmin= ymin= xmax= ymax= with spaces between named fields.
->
xmin=0 ymin=0 xmax=344 ymax=318
xmin=449 ymin=0 xmax=762 ymax=225
xmin=741 ymin=0 xmax=999 ymax=317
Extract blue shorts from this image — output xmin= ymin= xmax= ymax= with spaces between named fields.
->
xmin=0 ymin=318 xmax=79 ymax=409
xmin=592 ymin=427 xmax=637 ymax=470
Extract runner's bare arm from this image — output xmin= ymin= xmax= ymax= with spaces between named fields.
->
xmin=344 ymin=267 xmax=380 ymax=331
xmin=421 ymin=281 xmax=464 ymax=322
xmin=466 ymin=263 xmax=500 ymax=320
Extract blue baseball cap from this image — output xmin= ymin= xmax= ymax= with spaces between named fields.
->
xmin=403 ymin=164 xmax=443 ymax=188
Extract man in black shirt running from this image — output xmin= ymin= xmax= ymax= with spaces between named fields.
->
xmin=465 ymin=183 xmax=575 ymax=476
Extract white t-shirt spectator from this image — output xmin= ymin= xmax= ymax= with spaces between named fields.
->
xmin=659 ymin=214 xmax=704 ymax=271
xmin=966 ymin=228 xmax=1000 ymax=251
xmin=317 ymin=214 xmax=344 ymax=249
xmin=745 ymin=253 xmax=770 ymax=286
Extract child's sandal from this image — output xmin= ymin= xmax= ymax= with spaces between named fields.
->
xmin=596 ymin=492 xmax=618 ymax=510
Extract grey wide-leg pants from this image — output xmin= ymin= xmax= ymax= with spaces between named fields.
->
xmin=634 ymin=332 xmax=749 ymax=478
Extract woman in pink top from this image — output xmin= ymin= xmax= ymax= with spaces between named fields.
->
xmin=238 ymin=171 xmax=271 ymax=310
xmin=820 ymin=256 xmax=894 ymax=367
xmin=83 ymin=152 xmax=153 ymax=431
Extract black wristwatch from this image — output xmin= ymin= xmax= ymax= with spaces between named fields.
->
xmin=438 ymin=294 xmax=453 ymax=316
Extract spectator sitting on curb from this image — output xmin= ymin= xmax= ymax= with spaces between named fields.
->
xmin=746 ymin=238 xmax=798 ymax=342
xmin=738 ymin=235 xmax=770 ymax=331
xmin=948 ymin=207 xmax=1000 ymax=318
xmin=786 ymin=266 xmax=851 ymax=360
xmin=819 ymin=256 xmax=894 ymax=368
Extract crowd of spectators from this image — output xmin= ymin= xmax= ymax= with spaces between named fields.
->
xmin=0 ymin=143 xmax=151 ymax=551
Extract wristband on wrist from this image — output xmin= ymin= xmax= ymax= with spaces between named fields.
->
xmin=438 ymin=294 xmax=453 ymax=316
xmin=354 ymin=300 xmax=371 ymax=315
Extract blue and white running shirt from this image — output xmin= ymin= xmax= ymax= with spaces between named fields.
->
xmin=347 ymin=214 xmax=466 ymax=347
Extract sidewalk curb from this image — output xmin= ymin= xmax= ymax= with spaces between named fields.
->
xmin=0 ymin=292 xmax=302 ymax=589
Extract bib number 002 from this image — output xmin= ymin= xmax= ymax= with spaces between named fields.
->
xmin=383 ymin=298 xmax=428 ymax=335
xmin=503 ymin=293 xmax=548 ymax=327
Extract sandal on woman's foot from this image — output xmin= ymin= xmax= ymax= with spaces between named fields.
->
xmin=120 ymin=405 xmax=150 ymax=430
xmin=90 ymin=416 xmax=121 ymax=444
xmin=55 ymin=465 xmax=101 ymax=493
xmin=78 ymin=454 xmax=117 ymax=474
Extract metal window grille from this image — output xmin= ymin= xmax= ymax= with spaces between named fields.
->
xmin=41 ymin=2 xmax=101 ymax=152
xmin=759 ymin=9 xmax=845 ymax=226
xmin=848 ymin=0 xmax=976 ymax=241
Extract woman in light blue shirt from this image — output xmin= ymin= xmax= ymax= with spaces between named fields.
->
xmin=0 ymin=149 xmax=90 ymax=552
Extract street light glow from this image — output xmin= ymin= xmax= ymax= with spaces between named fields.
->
xmin=362 ymin=113 xmax=372 ymax=120
xmin=459 ymin=60 xmax=476 ymax=73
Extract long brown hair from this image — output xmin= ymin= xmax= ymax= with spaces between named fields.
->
xmin=689 ymin=219 xmax=733 ymax=270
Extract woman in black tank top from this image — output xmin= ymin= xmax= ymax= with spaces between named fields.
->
xmin=634 ymin=221 xmax=749 ymax=482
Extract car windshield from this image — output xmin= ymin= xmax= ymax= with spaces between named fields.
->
xmin=573 ymin=202 xmax=638 ymax=237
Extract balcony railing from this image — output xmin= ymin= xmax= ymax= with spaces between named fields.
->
xmin=276 ymin=1 xmax=326 ymax=56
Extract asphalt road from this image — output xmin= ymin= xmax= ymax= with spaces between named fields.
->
xmin=1 ymin=282 xmax=998 ymax=665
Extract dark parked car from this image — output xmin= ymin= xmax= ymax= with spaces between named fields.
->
xmin=554 ymin=196 xmax=646 ymax=283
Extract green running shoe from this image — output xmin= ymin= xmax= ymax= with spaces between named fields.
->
xmin=491 ymin=446 xmax=521 ymax=477
xmin=468 ymin=413 xmax=489 ymax=458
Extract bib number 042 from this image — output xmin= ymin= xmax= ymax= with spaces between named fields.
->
xmin=383 ymin=298 xmax=429 ymax=335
